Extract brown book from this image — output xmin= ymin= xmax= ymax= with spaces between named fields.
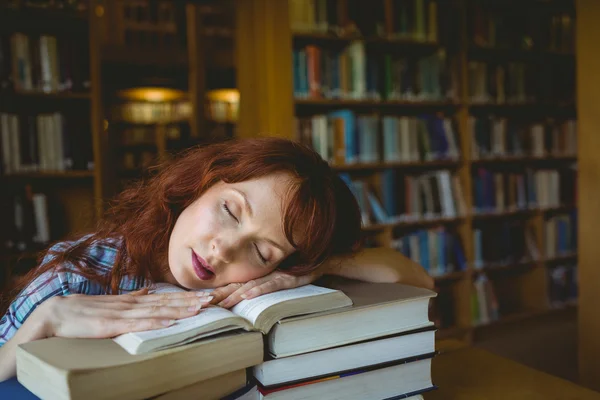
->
xmin=17 ymin=331 xmax=262 ymax=400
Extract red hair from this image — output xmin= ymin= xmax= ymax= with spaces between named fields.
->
xmin=1 ymin=138 xmax=362 ymax=313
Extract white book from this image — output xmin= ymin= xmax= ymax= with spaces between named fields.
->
xmin=113 ymin=283 xmax=352 ymax=355
xmin=254 ymin=329 xmax=435 ymax=387
xmin=32 ymin=193 xmax=50 ymax=244
xmin=267 ymin=280 xmax=435 ymax=358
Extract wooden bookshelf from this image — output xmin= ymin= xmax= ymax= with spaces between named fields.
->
xmin=236 ymin=0 xmax=579 ymax=345
xmin=0 ymin=1 xmax=231 ymax=281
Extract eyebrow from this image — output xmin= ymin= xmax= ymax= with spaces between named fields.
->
xmin=232 ymin=188 xmax=287 ymax=252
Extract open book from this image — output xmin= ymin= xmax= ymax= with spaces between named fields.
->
xmin=113 ymin=283 xmax=353 ymax=355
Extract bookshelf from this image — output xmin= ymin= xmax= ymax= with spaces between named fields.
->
xmin=0 ymin=0 xmax=235 ymax=288
xmin=236 ymin=0 xmax=578 ymax=344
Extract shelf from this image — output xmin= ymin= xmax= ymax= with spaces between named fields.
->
xmin=471 ymin=155 xmax=577 ymax=165
xmin=101 ymin=45 xmax=188 ymax=67
xmin=437 ymin=326 xmax=470 ymax=340
xmin=468 ymin=46 xmax=576 ymax=62
xmin=293 ymin=32 xmax=442 ymax=50
xmin=472 ymin=208 xmax=535 ymax=220
xmin=332 ymin=159 xmax=461 ymax=172
xmin=474 ymin=259 xmax=538 ymax=274
xmin=362 ymin=216 xmax=465 ymax=232
xmin=1 ymin=171 xmax=95 ymax=180
xmin=295 ymin=98 xmax=460 ymax=111
xmin=468 ymin=102 xmax=577 ymax=116
xmin=0 ymin=6 xmax=87 ymax=33
xmin=0 ymin=91 xmax=91 ymax=101
xmin=433 ymin=270 xmax=469 ymax=281
xmin=474 ymin=304 xmax=578 ymax=330
xmin=545 ymin=253 xmax=578 ymax=264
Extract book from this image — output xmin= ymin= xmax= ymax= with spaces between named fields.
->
xmin=114 ymin=283 xmax=352 ymax=354
xmin=267 ymin=278 xmax=437 ymax=357
xmin=17 ymin=331 xmax=263 ymax=400
xmin=257 ymin=356 xmax=435 ymax=400
xmin=254 ymin=328 xmax=436 ymax=387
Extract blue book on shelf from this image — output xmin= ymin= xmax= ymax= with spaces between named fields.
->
xmin=437 ymin=229 xmax=446 ymax=275
xmin=454 ymin=236 xmax=468 ymax=271
xmin=418 ymin=230 xmax=430 ymax=272
xmin=297 ymin=49 xmax=309 ymax=97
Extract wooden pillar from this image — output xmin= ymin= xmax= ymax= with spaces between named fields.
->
xmin=186 ymin=3 xmax=206 ymax=139
xmin=576 ymin=0 xmax=600 ymax=390
xmin=234 ymin=0 xmax=294 ymax=139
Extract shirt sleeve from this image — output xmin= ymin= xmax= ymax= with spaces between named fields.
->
xmin=0 ymin=244 xmax=73 ymax=348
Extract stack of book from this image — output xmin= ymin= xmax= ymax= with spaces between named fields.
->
xmin=252 ymin=278 xmax=437 ymax=400
xmin=14 ymin=278 xmax=438 ymax=399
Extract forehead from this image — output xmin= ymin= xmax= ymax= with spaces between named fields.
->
xmin=226 ymin=174 xmax=295 ymax=251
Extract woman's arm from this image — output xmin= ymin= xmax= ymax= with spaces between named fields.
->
xmin=0 ymin=305 xmax=49 ymax=381
xmin=323 ymin=247 xmax=435 ymax=290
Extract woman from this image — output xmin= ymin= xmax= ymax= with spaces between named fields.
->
xmin=0 ymin=137 xmax=433 ymax=381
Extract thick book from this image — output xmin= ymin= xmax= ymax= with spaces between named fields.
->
xmin=16 ymin=331 xmax=262 ymax=400
xmin=257 ymin=356 xmax=435 ymax=400
xmin=113 ymin=283 xmax=352 ymax=354
xmin=267 ymin=278 xmax=437 ymax=357
xmin=254 ymin=328 xmax=436 ymax=387
xmin=153 ymin=369 xmax=248 ymax=400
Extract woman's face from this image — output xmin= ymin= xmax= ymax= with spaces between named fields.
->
xmin=166 ymin=173 xmax=296 ymax=289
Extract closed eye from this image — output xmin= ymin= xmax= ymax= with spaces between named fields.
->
xmin=222 ymin=203 xmax=238 ymax=223
xmin=254 ymin=243 xmax=268 ymax=265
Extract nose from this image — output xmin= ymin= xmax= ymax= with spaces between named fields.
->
xmin=211 ymin=236 xmax=238 ymax=264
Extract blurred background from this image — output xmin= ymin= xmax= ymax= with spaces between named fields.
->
xmin=1 ymin=0 xmax=598 ymax=392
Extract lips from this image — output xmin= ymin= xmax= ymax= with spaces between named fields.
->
xmin=191 ymin=250 xmax=215 ymax=281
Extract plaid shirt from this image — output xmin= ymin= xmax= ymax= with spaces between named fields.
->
xmin=0 ymin=236 xmax=148 ymax=347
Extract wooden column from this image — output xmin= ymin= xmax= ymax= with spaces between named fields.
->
xmin=576 ymin=0 xmax=600 ymax=390
xmin=186 ymin=3 xmax=206 ymax=139
xmin=234 ymin=0 xmax=294 ymax=139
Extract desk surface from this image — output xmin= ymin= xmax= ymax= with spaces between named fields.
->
xmin=426 ymin=345 xmax=600 ymax=400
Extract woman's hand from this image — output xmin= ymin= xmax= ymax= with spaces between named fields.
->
xmin=38 ymin=288 xmax=214 ymax=339
xmin=211 ymin=270 xmax=322 ymax=309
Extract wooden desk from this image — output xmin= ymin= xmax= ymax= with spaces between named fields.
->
xmin=426 ymin=345 xmax=600 ymax=400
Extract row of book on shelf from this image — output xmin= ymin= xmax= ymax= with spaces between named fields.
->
xmin=470 ymin=117 xmax=577 ymax=159
xmin=15 ymin=278 xmax=439 ymax=400
xmin=473 ymin=167 xmax=576 ymax=213
xmin=0 ymin=112 xmax=94 ymax=175
xmin=390 ymin=226 xmax=466 ymax=278
xmin=1 ymin=185 xmax=50 ymax=254
xmin=293 ymin=43 xmax=458 ymax=102
xmin=296 ymin=112 xmax=460 ymax=165
xmin=467 ymin=60 xmax=574 ymax=105
xmin=471 ymin=264 xmax=578 ymax=327
xmin=296 ymin=111 xmax=578 ymax=167
xmin=470 ymin=1 xmax=575 ymax=53
xmin=0 ymin=33 xmax=90 ymax=94
xmin=339 ymin=169 xmax=466 ymax=227
xmin=290 ymin=0 xmax=440 ymax=42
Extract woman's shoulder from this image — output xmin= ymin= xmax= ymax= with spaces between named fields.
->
xmin=42 ymin=234 xmax=123 ymax=272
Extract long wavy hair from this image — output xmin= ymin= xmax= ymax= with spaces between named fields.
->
xmin=1 ymin=137 xmax=363 ymax=314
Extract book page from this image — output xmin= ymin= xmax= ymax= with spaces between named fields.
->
xmin=230 ymin=285 xmax=338 ymax=325
xmin=115 ymin=306 xmax=241 ymax=343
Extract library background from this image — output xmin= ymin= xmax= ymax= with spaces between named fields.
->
xmin=2 ymin=0 xmax=600 ymax=392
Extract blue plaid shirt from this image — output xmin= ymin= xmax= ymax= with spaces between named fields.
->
xmin=0 ymin=236 xmax=148 ymax=347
